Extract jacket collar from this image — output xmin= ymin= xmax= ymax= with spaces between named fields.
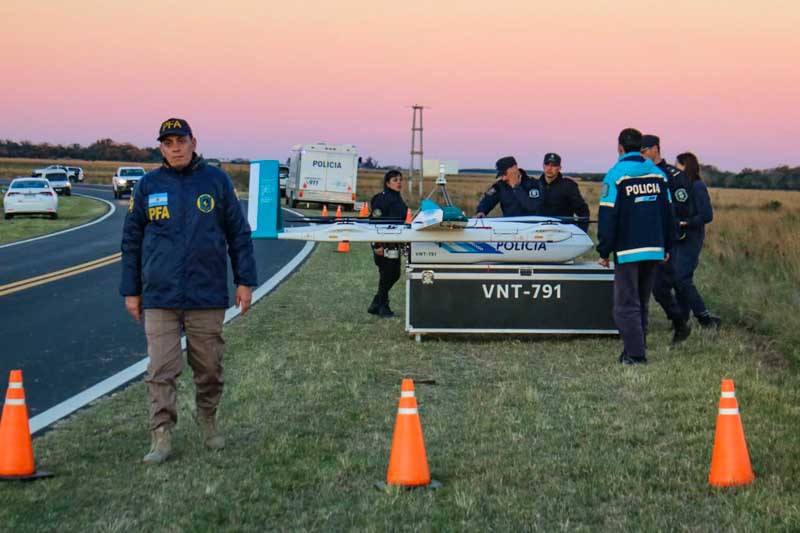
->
xmin=619 ymin=152 xmax=645 ymax=163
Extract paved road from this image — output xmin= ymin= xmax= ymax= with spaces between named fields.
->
xmin=0 ymin=183 xmax=306 ymax=417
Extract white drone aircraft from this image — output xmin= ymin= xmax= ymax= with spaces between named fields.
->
xmin=247 ymin=160 xmax=593 ymax=264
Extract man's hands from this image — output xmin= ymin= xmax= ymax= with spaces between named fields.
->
xmin=236 ymin=285 xmax=253 ymax=316
xmin=125 ymin=295 xmax=142 ymax=322
xmin=597 ymin=257 xmax=610 ymax=268
xmin=474 ymin=213 xmax=486 ymax=219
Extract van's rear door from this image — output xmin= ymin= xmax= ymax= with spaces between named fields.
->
xmin=324 ymin=153 xmax=356 ymax=194
xmin=300 ymin=151 xmax=326 ymax=192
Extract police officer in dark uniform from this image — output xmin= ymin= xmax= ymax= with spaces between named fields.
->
xmin=475 ymin=156 xmax=541 ymax=218
xmin=641 ymin=134 xmax=714 ymax=343
xmin=536 ymin=152 xmax=590 ymax=231
xmin=120 ymin=117 xmax=257 ymax=464
xmin=368 ymin=170 xmax=408 ymax=318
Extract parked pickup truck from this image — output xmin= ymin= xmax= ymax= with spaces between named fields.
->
xmin=112 ymin=166 xmax=146 ymax=198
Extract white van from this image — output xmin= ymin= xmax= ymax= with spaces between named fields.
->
xmin=285 ymin=143 xmax=358 ymax=210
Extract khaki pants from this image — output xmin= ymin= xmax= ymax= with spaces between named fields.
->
xmin=143 ymin=309 xmax=226 ymax=431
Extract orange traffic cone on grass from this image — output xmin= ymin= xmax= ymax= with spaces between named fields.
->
xmin=0 ymin=370 xmax=52 ymax=481
xmin=322 ymin=205 xmax=328 ymax=217
xmin=359 ymin=202 xmax=369 ymax=217
xmin=336 ymin=241 xmax=350 ymax=253
xmin=404 ymin=208 xmax=413 ymax=224
xmin=708 ymin=379 xmax=754 ymax=487
xmin=335 ymin=205 xmax=343 ymax=219
xmin=386 ymin=395 xmax=430 ymax=487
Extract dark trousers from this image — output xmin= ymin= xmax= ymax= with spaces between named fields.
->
xmin=373 ymin=253 xmax=401 ymax=304
xmin=614 ymin=261 xmax=658 ymax=359
xmin=653 ymin=234 xmax=708 ymax=323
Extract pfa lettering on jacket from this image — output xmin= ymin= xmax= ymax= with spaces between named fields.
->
xmin=148 ymin=193 xmax=170 ymax=220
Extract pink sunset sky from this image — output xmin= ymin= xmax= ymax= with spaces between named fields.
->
xmin=1 ymin=0 xmax=798 ymax=172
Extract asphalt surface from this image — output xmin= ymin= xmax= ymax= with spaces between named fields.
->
xmin=0 ymin=183 xmax=307 ymax=417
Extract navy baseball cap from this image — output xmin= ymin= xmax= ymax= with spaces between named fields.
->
xmin=543 ymin=152 xmax=561 ymax=165
xmin=495 ymin=156 xmax=517 ymax=176
xmin=641 ymin=134 xmax=660 ymax=149
xmin=157 ymin=118 xmax=193 ymax=141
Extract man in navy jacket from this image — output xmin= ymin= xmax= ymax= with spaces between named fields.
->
xmin=475 ymin=156 xmax=541 ymax=217
xmin=597 ymin=128 xmax=674 ymax=364
xmin=120 ymin=118 xmax=257 ymax=464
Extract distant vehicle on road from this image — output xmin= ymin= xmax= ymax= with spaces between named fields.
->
xmin=279 ymin=164 xmax=289 ymax=197
xmin=42 ymin=168 xmax=72 ymax=196
xmin=285 ymin=143 xmax=359 ymax=210
xmin=112 ymin=166 xmax=146 ymax=199
xmin=32 ymin=164 xmax=70 ymax=178
xmin=3 ymin=177 xmax=58 ymax=219
xmin=66 ymin=166 xmax=84 ymax=182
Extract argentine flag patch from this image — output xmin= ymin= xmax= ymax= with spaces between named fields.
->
xmin=148 ymin=193 xmax=168 ymax=207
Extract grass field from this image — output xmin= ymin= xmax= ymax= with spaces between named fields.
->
xmin=0 ymin=195 xmax=109 ymax=245
xmin=1 ymin=159 xmax=799 ymax=530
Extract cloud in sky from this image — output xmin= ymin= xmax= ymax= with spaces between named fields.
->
xmin=1 ymin=0 xmax=798 ymax=171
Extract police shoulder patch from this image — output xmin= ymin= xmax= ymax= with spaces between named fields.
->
xmin=529 ymin=189 xmax=540 ymax=198
xmin=373 ymin=208 xmax=383 ymax=217
xmin=197 ymin=193 xmax=215 ymax=213
xmin=128 ymin=196 xmax=134 ymax=212
xmin=675 ymin=188 xmax=688 ymax=202
xmin=485 ymin=187 xmax=497 ymax=196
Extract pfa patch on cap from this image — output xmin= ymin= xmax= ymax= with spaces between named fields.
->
xmin=675 ymin=188 xmax=688 ymax=202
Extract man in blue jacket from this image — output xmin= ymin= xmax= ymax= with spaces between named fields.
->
xmin=597 ymin=128 xmax=674 ymax=364
xmin=475 ymin=156 xmax=541 ymax=217
xmin=120 ymin=118 xmax=257 ymax=464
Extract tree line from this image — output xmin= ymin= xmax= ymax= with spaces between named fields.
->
xmin=2 ymin=139 xmax=799 ymax=190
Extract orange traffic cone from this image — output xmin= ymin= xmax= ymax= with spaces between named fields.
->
xmin=709 ymin=379 xmax=754 ymax=487
xmin=359 ymin=202 xmax=369 ymax=217
xmin=322 ymin=205 xmax=328 ymax=217
xmin=336 ymin=241 xmax=350 ymax=253
xmin=400 ymin=378 xmax=415 ymax=398
xmin=404 ymin=208 xmax=413 ymax=224
xmin=0 ymin=370 xmax=52 ymax=481
xmin=383 ymin=394 xmax=441 ymax=489
xmin=335 ymin=205 xmax=343 ymax=219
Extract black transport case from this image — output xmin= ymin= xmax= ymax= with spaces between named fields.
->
xmin=405 ymin=263 xmax=617 ymax=340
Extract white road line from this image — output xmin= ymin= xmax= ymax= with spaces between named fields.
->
xmin=0 ymin=193 xmax=117 ymax=249
xmin=28 ymin=239 xmax=315 ymax=434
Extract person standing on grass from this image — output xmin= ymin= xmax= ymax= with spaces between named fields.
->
xmin=535 ymin=152 xmax=590 ymax=232
xmin=120 ymin=117 xmax=257 ymax=464
xmin=368 ymin=170 xmax=408 ymax=318
xmin=641 ymin=134 xmax=704 ymax=343
xmin=475 ymin=156 xmax=541 ymax=218
xmin=597 ymin=128 xmax=674 ymax=365
xmin=668 ymin=151 xmax=720 ymax=330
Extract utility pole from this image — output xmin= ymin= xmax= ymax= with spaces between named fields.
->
xmin=409 ymin=105 xmax=425 ymax=197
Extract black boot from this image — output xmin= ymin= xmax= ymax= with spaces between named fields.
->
xmin=367 ymin=295 xmax=381 ymax=315
xmin=698 ymin=313 xmax=722 ymax=330
xmin=377 ymin=302 xmax=395 ymax=318
xmin=672 ymin=320 xmax=691 ymax=345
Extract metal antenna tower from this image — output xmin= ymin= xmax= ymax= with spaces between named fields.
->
xmin=409 ymin=105 xmax=426 ymax=197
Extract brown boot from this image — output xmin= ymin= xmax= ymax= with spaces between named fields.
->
xmin=142 ymin=426 xmax=172 ymax=465
xmin=196 ymin=412 xmax=225 ymax=450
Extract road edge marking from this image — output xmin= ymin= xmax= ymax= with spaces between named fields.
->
xmin=0 ymin=193 xmax=116 ymax=249
xmin=28 ymin=239 xmax=315 ymax=434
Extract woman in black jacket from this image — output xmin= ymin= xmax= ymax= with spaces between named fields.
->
xmin=367 ymin=170 xmax=408 ymax=318
xmin=673 ymin=152 xmax=721 ymax=330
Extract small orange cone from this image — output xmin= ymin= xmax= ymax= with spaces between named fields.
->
xmin=322 ymin=205 xmax=328 ymax=217
xmin=400 ymin=378 xmax=415 ymax=398
xmin=336 ymin=241 xmax=350 ymax=253
xmin=335 ymin=205 xmax=343 ymax=219
xmin=708 ymin=379 xmax=754 ymax=487
xmin=404 ymin=208 xmax=412 ymax=224
xmin=359 ymin=202 xmax=369 ymax=217
xmin=0 ymin=370 xmax=52 ymax=481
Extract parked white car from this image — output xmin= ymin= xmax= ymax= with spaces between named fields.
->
xmin=112 ymin=166 xmax=146 ymax=198
xmin=3 ymin=177 xmax=59 ymax=219
xmin=42 ymin=168 xmax=72 ymax=196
